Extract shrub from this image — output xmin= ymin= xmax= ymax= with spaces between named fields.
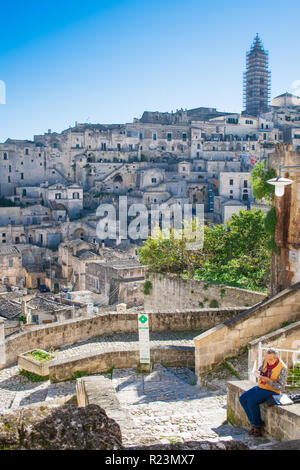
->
xmin=143 ymin=281 xmax=152 ymax=295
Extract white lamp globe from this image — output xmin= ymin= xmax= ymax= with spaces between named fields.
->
xmin=267 ymin=177 xmax=293 ymax=197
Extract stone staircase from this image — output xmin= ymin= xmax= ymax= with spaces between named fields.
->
xmin=76 ymin=365 xmax=278 ymax=449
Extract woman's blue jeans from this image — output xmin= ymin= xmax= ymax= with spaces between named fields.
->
xmin=239 ymin=386 xmax=276 ymax=427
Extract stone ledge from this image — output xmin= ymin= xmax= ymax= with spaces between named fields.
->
xmin=227 ymin=380 xmax=300 ymax=441
xmin=76 ymin=375 xmax=134 ymax=441
xmin=49 ymin=346 xmax=195 ymax=383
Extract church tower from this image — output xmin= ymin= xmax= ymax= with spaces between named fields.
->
xmin=243 ymin=34 xmax=271 ymax=116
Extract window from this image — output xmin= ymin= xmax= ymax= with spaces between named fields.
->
xmin=230 ymin=179 xmax=234 ymax=185
xmin=244 ymin=180 xmax=248 ymax=188
xmin=3 ymin=152 xmax=7 ymax=160
xmin=25 ymin=149 xmax=29 ymax=155
xmin=55 ymin=193 xmax=61 ymax=199
xmin=73 ymin=192 xmax=80 ymax=199
xmin=197 ymin=143 xmax=200 ymax=149
xmin=117 ymin=143 xmax=121 ymax=151
xmin=9 ymin=259 xmax=13 ymax=267
xmin=21 ymin=173 xmax=24 ymax=180
xmin=139 ymin=133 xmax=143 ymax=140
xmin=151 ymin=178 xmax=157 ymax=183
xmin=9 ymin=165 xmax=11 ymax=173
xmin=263 ymin=133 xmax=267 ymax=140
xmin=101 ymin=143 xmax=106 ymax=151
xmin=153 ymin=133 xmax=157 ymax=141
xmin=167 ymin=133 xmax=172 ymax=141
xmin=182 ymin=133 xmax=187 ymax=142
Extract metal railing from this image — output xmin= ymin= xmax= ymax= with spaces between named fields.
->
xmin=252 ymin=342 xmax=300 ymax=389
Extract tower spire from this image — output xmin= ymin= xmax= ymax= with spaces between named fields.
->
xmin=243 ymin=35 xmax=271 ymax=116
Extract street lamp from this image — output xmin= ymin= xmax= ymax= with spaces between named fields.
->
xmin=267 ymin=164 xmax=300 ymax=197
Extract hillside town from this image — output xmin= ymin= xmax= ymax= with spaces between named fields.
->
xmin=0 ymin=33 xmax=299 ymax=452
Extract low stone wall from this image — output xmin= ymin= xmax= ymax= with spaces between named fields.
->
xmin=144 ymin=273 xmax=266 ymax=312
xmin=194 ymin=283 xmax=300 ymax=379
xmin=227 ymin=380 xmax=300 ymax=441
xmin=2 ymin=307 xmax=245 ymax=369
xmin=248 ymin=321 xmax=300 ymax=373
xmin=76 ymin=375 xmax=134 ymax=436
xmin=49 ymin=346 xmax=194 ymax=383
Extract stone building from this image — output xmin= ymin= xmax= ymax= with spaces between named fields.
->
xmin=0 ymin=245 xmax=23 ymax=286
xmin=269 ymin=145 xmax=300 ymax=293
xmin=86 ymin=260 xmax=146 ymax=307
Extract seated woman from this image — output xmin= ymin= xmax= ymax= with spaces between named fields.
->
xmin=239 ymin=348 xmax=288 ymax=436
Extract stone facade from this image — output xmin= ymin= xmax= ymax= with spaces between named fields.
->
xmin=269 ymin=146 xmax=300 ymax=293
xmin=0 ymin=245 xmax=23 ymax=286
xmin=144 ymin=273 xmax=266 ymax=312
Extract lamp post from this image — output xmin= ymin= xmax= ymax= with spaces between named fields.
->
xmin=267 ymin=164 xmax=300 ymax=197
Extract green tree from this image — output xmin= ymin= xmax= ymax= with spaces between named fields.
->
xmin=250 ymin=161 xmax=276 ymax=201
xmin=138 ymin=210 xmax=271 ymax=291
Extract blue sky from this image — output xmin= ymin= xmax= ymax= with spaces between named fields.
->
xmin=0 ymin=0 xmax=300 ymax=142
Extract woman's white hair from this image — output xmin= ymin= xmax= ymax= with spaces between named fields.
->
xmin=266 ymin=348 xmax=279 ymax=357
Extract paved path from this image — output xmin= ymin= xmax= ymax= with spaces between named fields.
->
xmin=0 ymin=331 xmax=199 ymax=411
xmin=56 ymin=331 xmax=200 ymax=358
xmin=112 ymin=365 xmax=276 ymax=448
xmin=0 ymin=333 xmax=277 ymax=449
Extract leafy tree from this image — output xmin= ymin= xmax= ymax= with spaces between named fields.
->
xmin=138 ymin=210 xmax=271 ymax=291
xmin=250 ymin=162 xmax=276 ymax=201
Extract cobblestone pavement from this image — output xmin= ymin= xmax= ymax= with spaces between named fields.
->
xmin=0 ymin=331 xmax=198 ymax=412
xmin=112 ymin=365 xmax=277 ymax=449
xmin=0 ymin=333 xmax=278 ymax=449
xmin=0 ymin=365 xmax=76 ymax=410
xmin=55 ymin=331 xmax=200 ymax=358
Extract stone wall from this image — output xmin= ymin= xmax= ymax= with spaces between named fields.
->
xmin=270 ymin=146 xmax=300 ymax=294
xmin=0 ymin=319 xmax=5 ymax=367
xmin=49 ymin=346 xmax=194 ymax=382
xmin=144 ymin=273 xmax=266 ymax=312
xmin=2 ymin=307 xmax=245 ymax=368
xmin=227 ymin=380 xmax=300 ymax=441
xmin=248 ymin=320 xmax=300 ymax=372
xmin=194 ymin=282 xmax=300 ymax=379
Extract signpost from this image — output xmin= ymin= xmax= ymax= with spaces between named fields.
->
xmin=137 ymin=313 xmax=152 ymax=373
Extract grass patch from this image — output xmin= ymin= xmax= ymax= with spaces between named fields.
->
xmin=71 ymin=371 xmax=89 ymax=380
xmin=19 ymin=369 xmax=49 ymax=382
xmin=25 ymin=350 xmax=53 ymax=363
xmin=223 ymin=360 xmax=240 ymax=378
